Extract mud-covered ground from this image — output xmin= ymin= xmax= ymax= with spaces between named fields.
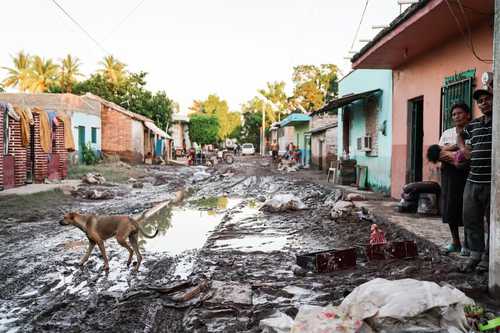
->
xmin=0 ymin=156 xmax=490 ymax=332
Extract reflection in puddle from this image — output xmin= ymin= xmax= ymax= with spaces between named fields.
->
xmin=140 ymin=197 xmax=243 ymax=255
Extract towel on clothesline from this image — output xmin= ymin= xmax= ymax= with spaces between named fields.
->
xmin=14 ymin=106 xmax=34 ymax=148
xmin=33 ymin=107 xmax=51 ymax=153
xmin=56 ymin=112 xmax=75 ymax=151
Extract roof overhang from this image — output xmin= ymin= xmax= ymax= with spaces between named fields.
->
xmin=279 ymin=114 xmax=311 ymax=127
xmin=351 ymin=0 xmax=494 ymax=69
xmin=313 ymin=89 xmax=381 ymax=115
xmin=145 ymin=121 xmax=170 ymax=139
xmin=306 ymin=122 xmax=338 ymax=135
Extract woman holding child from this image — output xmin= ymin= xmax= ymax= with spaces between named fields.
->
xmin=437 ymin=102 xmax=471 ymax=255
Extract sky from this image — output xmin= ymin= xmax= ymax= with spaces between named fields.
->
xmin=1 ymin=0 xmax=402 ymax=113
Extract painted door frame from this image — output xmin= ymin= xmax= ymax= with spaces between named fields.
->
xmin=406 ymin=96 xmax=424 ymax=183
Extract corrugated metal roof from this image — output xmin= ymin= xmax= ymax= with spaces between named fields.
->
xmin=312 ymin=89 xmax=382 ymax=115
xmin=279 ymin=113 xmax=311 ymax=127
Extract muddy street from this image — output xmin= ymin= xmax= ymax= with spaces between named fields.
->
xmin=0 ymin=157 xmax=490 ymax=332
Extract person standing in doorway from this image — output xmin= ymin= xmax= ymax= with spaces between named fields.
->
xmin=438 ymin=102 xmax=471 ymax=255
xmin=460 ymin=85 xmax=493 ymax=272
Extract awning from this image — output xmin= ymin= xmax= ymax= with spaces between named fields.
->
xmin=144 ymin=121 xmax=170 ymax=139
xmin=312 ymin=89 xmax=381 ymax=115
xmin=279 ymin=113 xmax=311 ymax=127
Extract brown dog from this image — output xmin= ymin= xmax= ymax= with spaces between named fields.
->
xmin=60 ymin=211 xmax=158 ymax=272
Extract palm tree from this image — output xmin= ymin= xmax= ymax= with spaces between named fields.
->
xmin=99 ymin=55 xmax=126 ymax=86
xmin=60 ymin=54 xmax=82 ymax=93
xmin=2 ymin=51 xmax=32 ymax=91
xmin=29 ymin=56 xmax=59 ymax=93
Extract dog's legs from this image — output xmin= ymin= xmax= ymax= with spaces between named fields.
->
xmin=80 ymin=241 xmax=95 ymax=266
xmin=116 ymin=236 xmax=134 ymax=267
xmin=96 ymin=241 xmax=110 ymax=272
xmin=129 ymin=234 xmax=142 ymax=272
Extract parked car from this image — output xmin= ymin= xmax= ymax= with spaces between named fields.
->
xmin=241 ymin=143 xmax=255 ymax=155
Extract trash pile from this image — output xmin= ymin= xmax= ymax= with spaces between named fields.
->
xmin=81 ymin=172 xmax=106 ymax=185
xmin=259 ymin=278 xmax=477 ymax=333
xmin=262 ymin=194 xmax=308 ymax=212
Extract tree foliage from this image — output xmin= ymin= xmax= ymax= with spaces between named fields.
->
xmin=188 ymin=114 xmax=220 ymax=145
xmin=240 ymin=111 xmax=262 ymax=149
xmin=258 ymin=81 xmax=288 ymax=122
xmin=189 ymin=94 xmax=241 ymax=141
xmin=60 ymin=54 xmax=82 ymax=93
xmin=73 ymin=71 xmax=174 ymax=130
xmin=2 ymin=51 xmax=32 ymax=92
xmin=292 ymin=64 xmax=339 ymax=111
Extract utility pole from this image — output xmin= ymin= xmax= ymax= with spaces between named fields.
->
xmin=261 ymin=105 xmax=266 ymax=156
xmin=490 ymin=0 xmax=500 ymax=297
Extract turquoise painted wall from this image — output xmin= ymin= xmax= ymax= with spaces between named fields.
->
xmin=337 ymin=69 xmax=392 ymax=194
xmin=295 ymin=123 xmax=309 ymax=164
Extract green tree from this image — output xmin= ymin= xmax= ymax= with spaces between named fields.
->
xmin=99 ymin=55 xmax=127 ymax=86
xmin=189 ymin=114 xmax=220 ymax=145
xmin=2 ymin=51 xmax=32 ymax=92
xmin=60 ymin=54 xmax=82 ymax=93
xmin=240 ymin=111 xmax=262 ymax=149
xmin=74 ymin=71 xmax=174 ymax=130
xmin=292 ymin=64 xmax=339 ymax=111
xmin=189 ymin=94 xmax=241 ymax=141
xmin=258 ymin=81 xmax=289 ymax=121
xmin=29 ymin=56 xmax=60 ymax=93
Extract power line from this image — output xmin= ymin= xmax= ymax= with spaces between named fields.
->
xmin=103 ymin=0 xmax=147 ymax=42
xmin=444 ymin=0 xmax=492 ymax=64
xmin=50 ymin=0 xmax=109 ymax=55
xmin=349 ymin=0 xmax=370 ymax=52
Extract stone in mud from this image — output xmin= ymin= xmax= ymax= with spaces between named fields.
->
xmin=257 ymin=195 xmax=267 ymax=203
xmin=291 ymin=264 xmax=307 ymax=277
xmin=81 ymin=173 xmax=106 ymax=185
xmin=329 ymin=200 xmax=354 ymax=219
xmin=127 ymin=177 xmax=137 ymax=183
xmin=346 ymin=193 xmax=365 ymax=201
xmin=132 ymin=182 xmax=144 ymax=189
xmin=85 ymin=189 xmax=114 ymax=200
xmin=153 ymin=175 xmax=169 ymax=186
xmin=208 ymin=281 xmax=252 ymax=306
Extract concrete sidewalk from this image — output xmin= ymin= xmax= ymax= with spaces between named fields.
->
xmin=0 ymin=180 xmax=80 ymax=196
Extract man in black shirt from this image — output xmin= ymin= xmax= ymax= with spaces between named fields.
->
xmin=461 ymin=85 xmax=493 ymax=272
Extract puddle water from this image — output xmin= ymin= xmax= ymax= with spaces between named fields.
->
xmin=140 ymin=197 xmax=242 ymax=255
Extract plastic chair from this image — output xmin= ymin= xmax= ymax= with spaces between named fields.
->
xmin=327 ymin=160 xmax=337 ymax=183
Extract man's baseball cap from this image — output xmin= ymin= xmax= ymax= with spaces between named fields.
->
xmin=473 ymin=86 xmax=493 ymax=100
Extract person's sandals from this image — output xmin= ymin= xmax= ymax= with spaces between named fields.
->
xmin=460 ymin=247 xmax=471 ymax=257
xmin=444 ymin=243 xmax=461 ymax=254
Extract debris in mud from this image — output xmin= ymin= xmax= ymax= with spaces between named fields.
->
xmin=132 ymin=181 xmax=144 ymax=189
xmin=262 ymin=194 xmax=307 ymax=212
xmin=329 ymin=200 xmax=354 ymax=219
xmin=259 ymin=310 xmax=293 ymax=333
xmin=339 ymin=278 xmax=473 ymax=332
xmin=209 ymin=281 xmax=252 ymax=306
xmin=296 ymin=248 xmax=357 ymax=273
xmin=346 ymin=193 xmax=365 ymax=201
xmin=81 ymin=172 xmax=106 ymax=185
xmin=71 ymin=187 xmax=116 ymax=200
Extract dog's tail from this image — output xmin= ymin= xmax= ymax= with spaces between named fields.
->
xmin=132 ymin=211 xmax=159 ymax=239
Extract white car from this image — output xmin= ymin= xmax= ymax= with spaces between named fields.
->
xmin=241 ymin=143 xmax=255 ymax=155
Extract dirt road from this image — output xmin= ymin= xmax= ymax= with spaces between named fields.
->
xmin=0 ymin=156 xmax=488 ymax=332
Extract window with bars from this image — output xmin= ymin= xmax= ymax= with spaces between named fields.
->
xmin=440 ymin=69 xmax=475 ymax=133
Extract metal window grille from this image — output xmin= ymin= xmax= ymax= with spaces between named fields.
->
xmin=440 ymin=69 xmax=475 ymax=133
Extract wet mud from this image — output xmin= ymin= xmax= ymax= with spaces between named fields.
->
xmin=0 ymin=157 xmax=489 ymax=332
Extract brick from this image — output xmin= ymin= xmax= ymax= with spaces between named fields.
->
xmin=8 ymin=119 xmax=27 ymax=187
xmin=54 ymin=120 xmax=67 ymax=179
xmin=33 ymin=113 xmax=48 ymax=183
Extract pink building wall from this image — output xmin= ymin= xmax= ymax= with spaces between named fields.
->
xmin=391 ymin=21 xmax=493 ymax=198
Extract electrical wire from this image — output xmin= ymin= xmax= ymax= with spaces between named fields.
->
xmin=444 ymin=0 xmax=492 ymax=64
xmin=103 ymin=0 xmax=147 ymax=42
xmin=455 ymin=0 xmax=493 ymax=63
xmin=50 ymin=0 xmax=109 ymax=55
xmin=349 ymin=0 xmax=370 ymax=53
